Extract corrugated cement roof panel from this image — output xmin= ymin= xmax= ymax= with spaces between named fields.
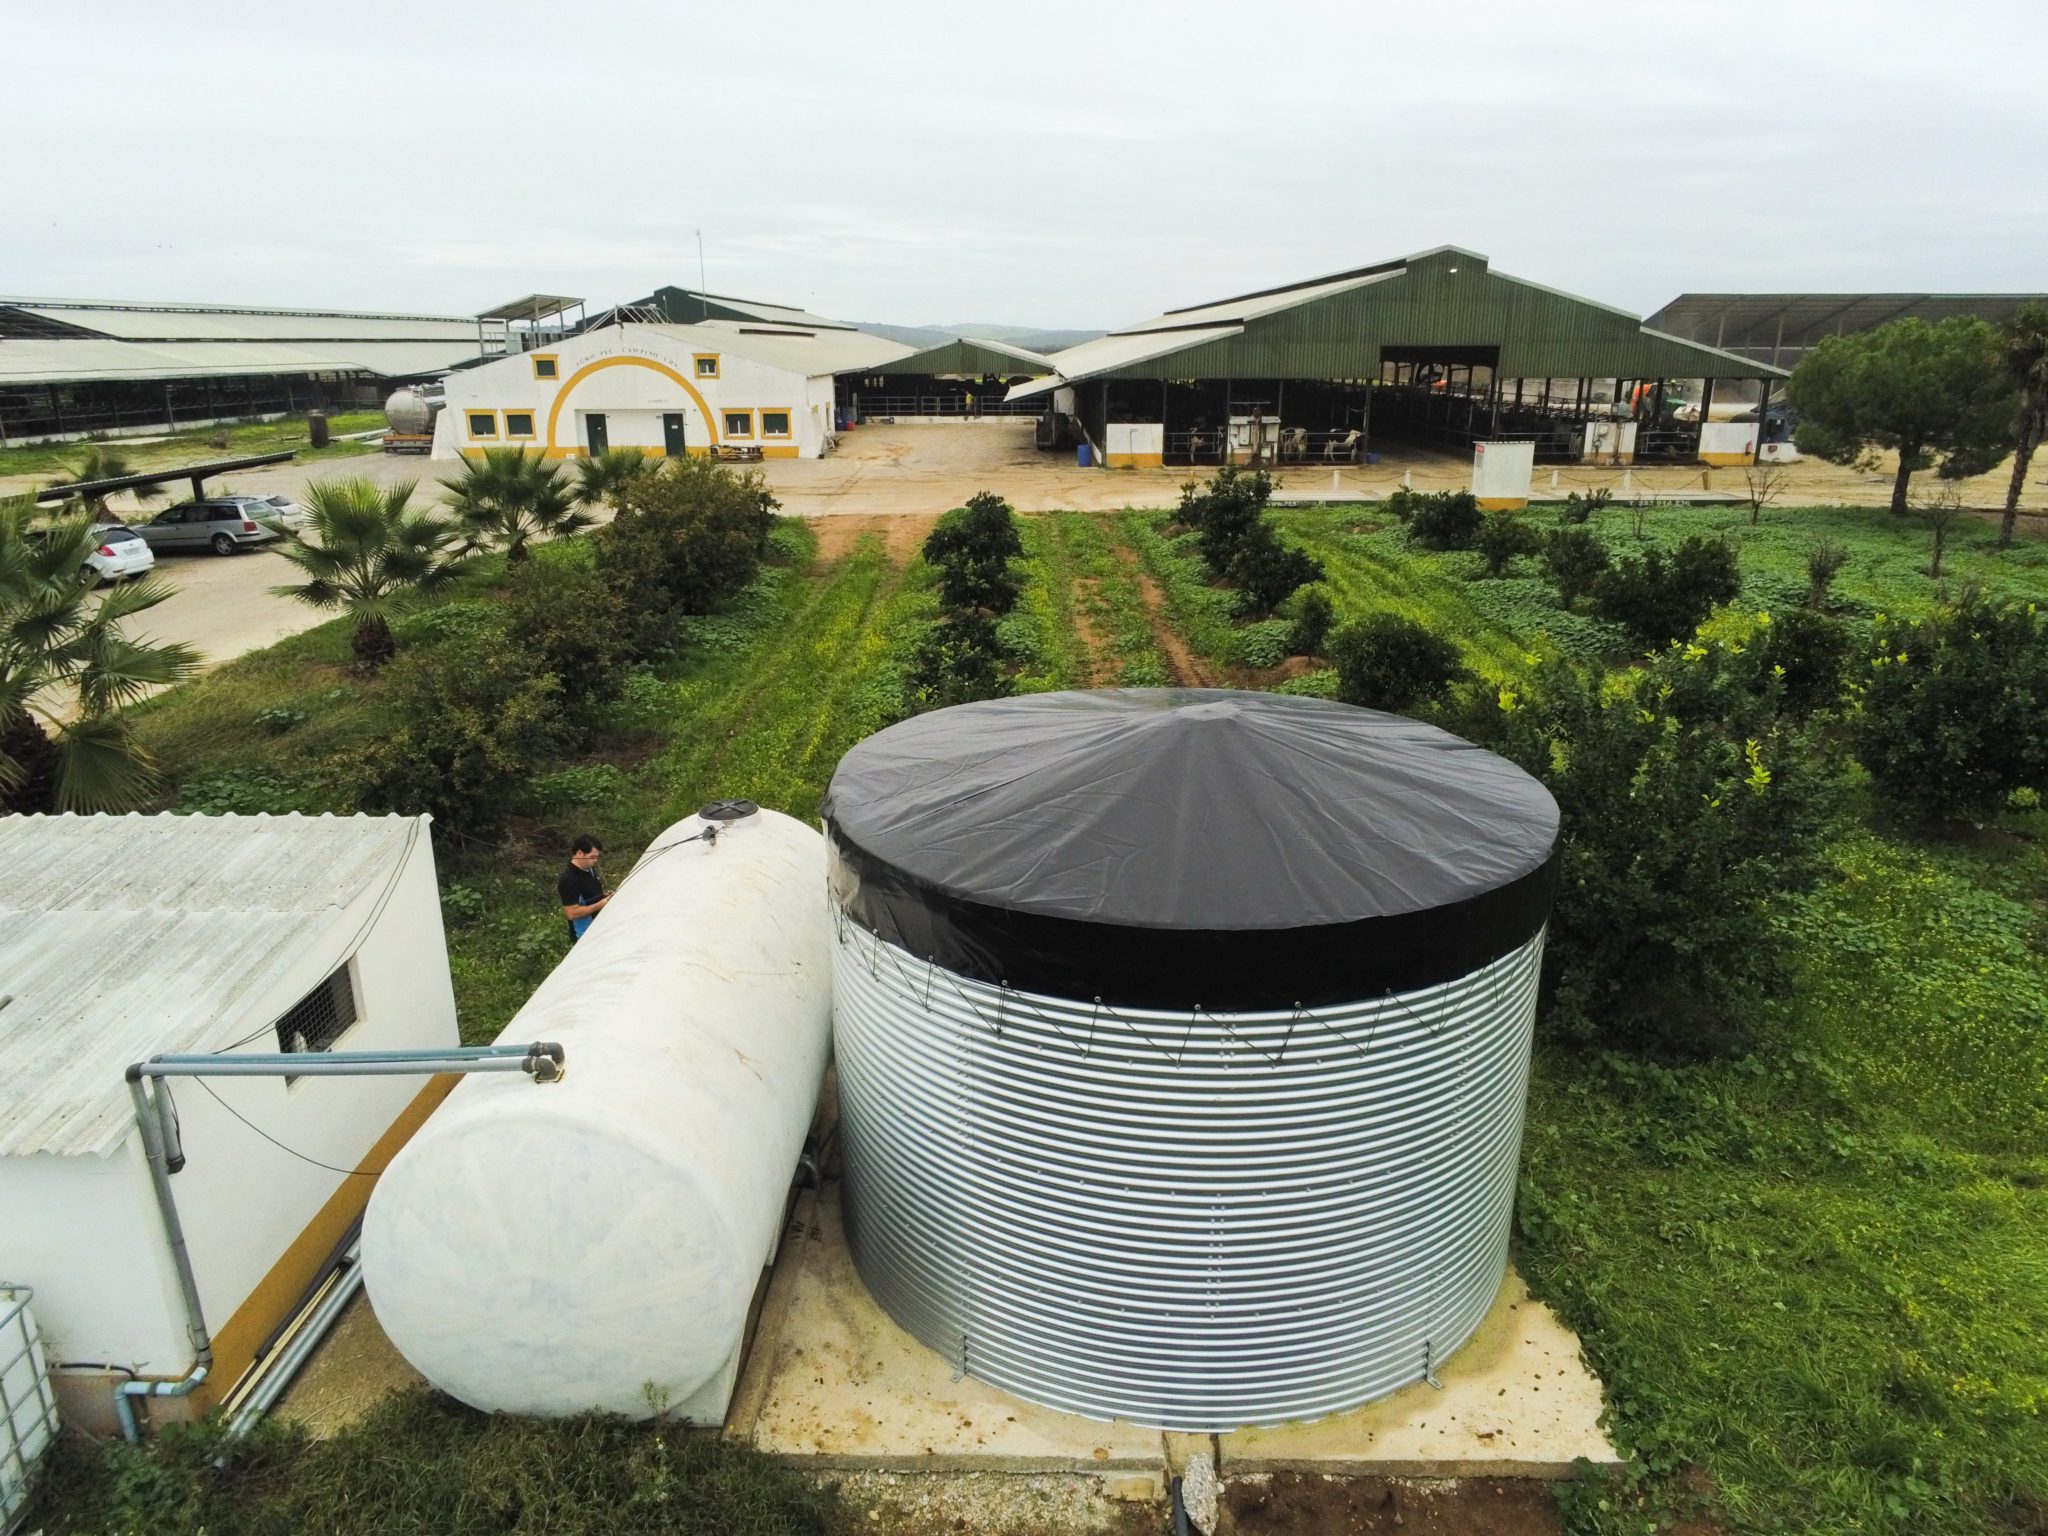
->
xmin=1035 ymin=324 xmax=1246 ymax=384
xmin=637 ymin=320 xmax=913 ymax=377
xmin=0 ymin=814 xmax=426 ymax=1159
xmin=0 ymin=337 xmax=479 ymax=384
xmin=9 ymin=304 xmax=479 ymax=342
xmin=1644 ymin=292 xmax=2048 ymax=354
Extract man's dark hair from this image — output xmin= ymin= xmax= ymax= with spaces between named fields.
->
xmin=570 ymin=835 xmax=602 ymax=855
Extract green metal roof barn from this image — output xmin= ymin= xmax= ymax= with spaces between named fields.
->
xmin=1013 ymin=246 xmax=1791 ymax=470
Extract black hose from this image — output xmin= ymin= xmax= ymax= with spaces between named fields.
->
xmin=1169 ymin=1473 xmax=1192 ymax=1536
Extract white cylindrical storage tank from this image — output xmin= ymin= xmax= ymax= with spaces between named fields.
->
xmin=822 ymin=690 xmax=1560 ymax=1431
xmin=383 ymin=386 xmax=435 ymax=436
xmin=363 ymin=806 xmax=831 ymax=1418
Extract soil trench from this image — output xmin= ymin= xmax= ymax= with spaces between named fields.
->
xmin=1103 ymin=524 xmax=1211 ymax=687
xmin=1070 ymin=576 xmax=1111 ymax=686
xmin=1225 ymin=1474 xmax=1564 ymax=1536
xmin=809 ymin=512 xmax=937 ymax=563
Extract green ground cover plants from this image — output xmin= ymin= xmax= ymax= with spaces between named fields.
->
xmin=32 ymin=1391 xmax=834 ymax=1536
xmin=1004 ymin=514 xmax=1092 ymax=690
xmin=1526 ymin=818 xmax=2048 ymax=1536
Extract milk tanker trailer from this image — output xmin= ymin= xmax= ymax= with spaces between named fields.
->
xmin=380 ymin=387 xmax=439 ymax=455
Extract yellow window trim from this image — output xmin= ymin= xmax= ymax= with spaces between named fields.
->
xmin=504 ymin=411 xmax=537 ymax=440
xmin=693 ymin=353 xmax=721 ymax=379
xmin=529 ymin=353 xmax=559 ymax=381
xmin=722 ymin=409 xmax=755 ymax=440
xmin=759 ymin=407 xmax=794 ymax=439
xmin=465 ymin=410 xmax=499 ymax=440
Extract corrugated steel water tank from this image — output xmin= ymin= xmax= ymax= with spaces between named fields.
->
xmin=821 ymin=689 xmax=1560 ymax=1431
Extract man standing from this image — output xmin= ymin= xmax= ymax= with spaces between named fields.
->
xmin=558 ymin=835 xmax=609 ymax=941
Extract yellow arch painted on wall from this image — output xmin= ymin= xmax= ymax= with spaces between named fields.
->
xmin=544 ymin=355 xmax=721 ymax=458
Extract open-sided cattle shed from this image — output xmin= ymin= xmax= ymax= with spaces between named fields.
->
xmin=837 ymin=335 xmax=1055 ymax=421
xmin=1646 ymin=291 xmax=2048 ymax=370
xmin=1012 ymin=246 xmax=1788 ymax=468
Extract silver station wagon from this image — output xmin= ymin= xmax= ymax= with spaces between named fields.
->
xmin=134 ymin=498 xmax=284 ymax=556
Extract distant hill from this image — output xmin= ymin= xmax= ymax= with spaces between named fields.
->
xmin=850 ymin=321 xmax=1103 ymax=358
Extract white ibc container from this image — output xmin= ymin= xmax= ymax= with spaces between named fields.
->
xmin=363 ymin=807 xmax=830 ymax=1419
xmin=1 ymin=1283 xmax=58 ymax=1531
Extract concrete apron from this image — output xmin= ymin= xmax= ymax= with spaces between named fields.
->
xmin=723 ymin=1184 xmax=1620 ymax=1490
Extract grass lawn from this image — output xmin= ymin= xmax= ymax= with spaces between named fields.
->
xmin=0 ymin=410 xmax=383 ymax=479
xmin=35 ymin=499 xmax=2048 ymax=1536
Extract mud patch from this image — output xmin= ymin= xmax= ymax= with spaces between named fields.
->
xmin=809 ymin=512 xmax=938 ymax=564
xmin=1069 ymin=577 xmax=1111 ymax=685
xmin=1225 ymin=1474 xmax=1563 ymax=1536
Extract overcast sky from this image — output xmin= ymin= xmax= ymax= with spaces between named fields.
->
xmin=7 ymin=1 xmax=2043 ymax=329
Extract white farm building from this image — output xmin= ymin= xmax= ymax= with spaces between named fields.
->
xmin=433 ymin=293 xmax=911 ymax=462
xmin=0 ymin=814 xmax=457 ymax=1436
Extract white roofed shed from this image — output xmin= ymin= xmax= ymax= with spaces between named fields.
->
xmin=0 ymin=814 xmax=458 ymax=1430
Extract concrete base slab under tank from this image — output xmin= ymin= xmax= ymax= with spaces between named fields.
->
xmin=725 ymin=1183 xmax=1620 ymax=1481
xmin=1217 ymin=1270 xmax=1619 ymax=1479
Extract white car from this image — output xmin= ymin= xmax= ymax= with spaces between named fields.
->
xmin=203 ymin=493 xmax=309 ymax=533
xmin=253 ymin=494 xmax=311 ymax=532
xmin=87 ymin=523 xmax=155 ymax=584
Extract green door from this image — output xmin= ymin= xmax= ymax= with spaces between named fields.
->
xmin=585 ymin=413 xmax=609 ymax=454
xmin=662 ymin=413 xmax=686 ymax=456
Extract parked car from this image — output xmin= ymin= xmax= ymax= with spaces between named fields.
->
xmin=251 ymin=494 xmax=310 ymax=532
xmin=200 ymin=493 xmax=307 ymax=532
xmin=86 ymin=523 xmax=156 ymax=583
xmin=134 ymin=499 xmax=283 ymax=556
xmin=22 ymin=522 xmax=156 ymax=584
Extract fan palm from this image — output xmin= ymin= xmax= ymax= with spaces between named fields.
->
xmin=45 ymin=445 xmax=165 ymax=522
xmin=269 ymin=477 xmax=459 ymax=671
xmin=1997 ymin=303 xmax=2048 ymax=548
xmin=442 ymin=447 xmax=592 ymax=563
xmin=571 ymin=447 xmax=652 ymax=512
xmin=0 ymin=495 xmax=201 ymax=813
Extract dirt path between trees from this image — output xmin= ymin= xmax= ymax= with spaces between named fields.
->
xmin=1105 ymin=526 xmax=1212 ymax=687
xmin=1069 ymin=577 xmax=1111 ymax=685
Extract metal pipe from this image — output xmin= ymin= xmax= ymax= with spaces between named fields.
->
xmin=133 ymin=1043 xmax=565 ymax=1082
xmin=151 ymin=1069 xmax=186 ymax=1174
xmin=224 ymin=1242 xmax=364 ymax=1439
xmin=133 ymin=1057 xmax=535 ymax=1079
xmin=113 ymin=1363 xmax=209 ymax=1444
xmin=111 ymin=1040 xmax=568 ymax=1439
xmin=144 ymin=1043 xmax=557 ymax=1068
xmin=126 ymin=1075 xmax=213 ymax=1369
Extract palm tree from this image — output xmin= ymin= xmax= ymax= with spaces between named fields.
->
xmin=0 ymin=495 xmax=201 ymax=813
xmin=571 ymin=447 xmax=651 ymax=512
xmin=442 ymin=447 xmax=592 ymax=563
xmin=269 ymin=478 xmax=459 ymax=671
xmin=1997 ymin=303 xmax=2048 ymax=548
xmin=45 ymin=445 xmax=164 ymax=523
